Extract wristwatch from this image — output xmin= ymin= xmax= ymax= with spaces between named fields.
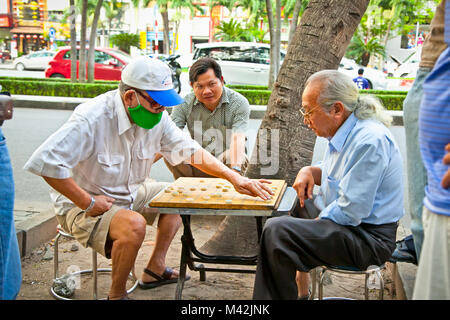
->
xmin=231 ymin=166 xmax=241 ymax=173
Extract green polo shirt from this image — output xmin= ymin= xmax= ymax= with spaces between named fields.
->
xmin=170 ymin=86 xmax=250 ymax=156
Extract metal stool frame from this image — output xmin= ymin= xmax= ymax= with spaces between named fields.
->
xmin=310 ymin=264 xmax=385 ymax=300
xmin=51 ymin=226 xmax=139 ymax=300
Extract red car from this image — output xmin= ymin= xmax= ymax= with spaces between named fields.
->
xmin=45 ymin=47 xmax=132 ymax=81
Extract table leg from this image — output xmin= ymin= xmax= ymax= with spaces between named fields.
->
xmin=175 ymin=215 xmax=197 ymax=299
xmin=175 ymin=234 xmax=189 ymax=300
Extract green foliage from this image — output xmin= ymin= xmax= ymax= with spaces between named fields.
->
xmin=1 ymin=79 xmax=117 ymax=98
xmin=109 ymin=33 xmax=140 ymax=54
xmin=214 ymin=18 xmax=252 ymax=42
xmin=234 ymin=89 xmax=272 ymax=105
xmin=228 ymin=85 xmax=406 ymax=110
xmin=346 ymin=34 xmax=386 ymax=66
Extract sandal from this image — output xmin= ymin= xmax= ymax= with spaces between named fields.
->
xmin=138 ymin=267 xmax=190 ymax=290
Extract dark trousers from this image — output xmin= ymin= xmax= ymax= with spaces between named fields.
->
xmin=252 ymin=201 xmax=398 ymax=300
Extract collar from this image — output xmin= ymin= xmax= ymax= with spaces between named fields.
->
xmin=114 ymin=90 xmax=133 ymax=136
xmin=328 ymin=112 xmax=358 ymax=153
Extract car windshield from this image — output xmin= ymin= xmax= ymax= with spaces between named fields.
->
xmin=108 ymin=49 xmax=132 ymax=64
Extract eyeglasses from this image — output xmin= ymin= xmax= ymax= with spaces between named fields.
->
xmin=299 ymin=105 xmax=319 ymax=121
xmin=135 ymin=90 xmax=160 ymax=108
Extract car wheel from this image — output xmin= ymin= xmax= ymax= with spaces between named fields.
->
xmin=16 ymin=63 xmax=25 ymax=71
xmin=50 ymin=73 xmax=65 ymax=78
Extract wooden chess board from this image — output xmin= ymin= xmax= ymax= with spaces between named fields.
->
xmin=149 ymin=177 xmax=287 ymax=210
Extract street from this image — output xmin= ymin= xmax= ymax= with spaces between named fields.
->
xmin=0 ymin=64 xmax=46 ymax=79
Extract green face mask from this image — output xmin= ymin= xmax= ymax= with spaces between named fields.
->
xmin=128 ymin=92 xmax=162 ymax=130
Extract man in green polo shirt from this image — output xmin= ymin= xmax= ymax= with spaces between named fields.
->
xmin=164 ymin=57 xmax=250 ymax=178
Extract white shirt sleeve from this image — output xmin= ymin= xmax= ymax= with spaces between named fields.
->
xmin=159 ymin=114 xmax=202 ymax=166
xmin=23 ymin=114 xmax=95 ymax=179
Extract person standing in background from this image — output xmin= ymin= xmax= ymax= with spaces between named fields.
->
xmin=352 ymin=68 xmax=369 ymax=90
xmin=413 ymin=0 xmax=450 ymax=299
xmin=0 ymin=94 xmax=22 ymax=300
xmin=391 ymin=0 xmax=447 ymax=265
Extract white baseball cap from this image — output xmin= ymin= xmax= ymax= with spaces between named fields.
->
xmin=121 ymin=56 xmax=183 ymax=107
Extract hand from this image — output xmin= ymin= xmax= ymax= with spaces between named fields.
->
xmin=85 ymin=195 xmax=115 ymax=217
xmin=230 ymin=175 xmax=274 ymax=201
xmin=442 ymin=143 xmax=450 ymax=189
xmin=293 ymin=167 xmax=315 ymax=207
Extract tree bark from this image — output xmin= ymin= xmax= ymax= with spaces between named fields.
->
xmin=78 ymin=0 xmax=88 ymax=83
xmin=161 ymin=4 xmax=170 ymax=54
xmin=69 ymin=0 xmax=77 ymax=82
xmin=200 ymin=0 xmax=370 ymax=257
xmin=288 ymin=0 xmax=303 ymax=45
xmin=87 ymin=0 xmax=104 ymax=83
xmin=266 ymin=0 xmax=276 ymax=88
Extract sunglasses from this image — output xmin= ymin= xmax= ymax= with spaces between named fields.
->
xmin=134 ymin=89 xmax=160 ymax=108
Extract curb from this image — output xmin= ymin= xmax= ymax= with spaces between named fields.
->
xmin=15 ymin=209 xmax=58 ymax=257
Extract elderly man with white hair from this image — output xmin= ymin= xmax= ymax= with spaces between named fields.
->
xmin=252 ymin=70 xmax=404 ymax=300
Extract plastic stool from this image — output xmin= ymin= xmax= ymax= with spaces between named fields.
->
xmin=50 ymin=225 xmax=139 ymax=300
xmin=311 ymin=264 xmax=385 ymax=300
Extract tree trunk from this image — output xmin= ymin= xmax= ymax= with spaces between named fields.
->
xmin=266 ymin=0 xmax=276 ymax=88
xmin=79 ymin=0 xmax=88 ymax=83
xmin=274 ymin=0 xmax=281 ymax=79
xmin=267 ymin=0 xmax=282 ymax=89
xmin=161 ymin=5 xmax=170 ymax=54
xmin=69 ymin=0 xmax=77 ymax=82
xmin=200 ymin=0 xmax=370 ymax=257
xmin=87 ymin=0 xmax=104 ymax=83
xmin=173 ymin=12 xmax=180 ymax=54
xmin=288 ymin=0 xmax=303 ymax=45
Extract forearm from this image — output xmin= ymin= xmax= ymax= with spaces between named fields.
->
xmin=301 ymin=166 xmax=322 ymax=186
xmin=42 ymin=176 xmax=91 ymax=210
xmin=189 ymin=149 xmax=240 ymax=182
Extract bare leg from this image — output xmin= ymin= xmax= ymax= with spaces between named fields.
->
xmin=142 ymin=213 xmax=182 ymax=282
xmin=108 ymin=209 xmax=147 ymax=299
xmin=296 ymin=271 xmax=310 ymax=298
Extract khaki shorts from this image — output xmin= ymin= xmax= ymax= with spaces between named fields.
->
xmin=56 ymin=180 xmax=169 ymax=258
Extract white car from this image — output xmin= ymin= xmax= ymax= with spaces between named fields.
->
xmin=192 ymin=42 xmax=286 ymax=86
xmin=339 ymin=57 xmax=388 ymax=90
xmin=387 ymin=54 xmax=420 ymax=78
xmin=13 ymin=50 xmax=56 ymax=71
xmin=193 ymin=43 xmax=387 ymax=89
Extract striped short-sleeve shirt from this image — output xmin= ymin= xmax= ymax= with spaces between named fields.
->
xmin=418 ymin=0 xmax=450 ymax=216
xmin=170 ymin=86 xmax=250 ymax=156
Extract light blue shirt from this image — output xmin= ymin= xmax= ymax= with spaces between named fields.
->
xmin=314 ymin=113 xmax=404 ymax=226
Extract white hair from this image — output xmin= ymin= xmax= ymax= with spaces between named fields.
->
xmin=305 ymin=70 xmax=392 ymax=127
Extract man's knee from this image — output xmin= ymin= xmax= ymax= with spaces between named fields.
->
xmin=262 ymin=216 xmax=291 ymax=242
xmin=112 ymin=210 xmax=147 ymax=245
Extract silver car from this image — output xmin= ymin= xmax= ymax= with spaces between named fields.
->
xmin=13 ymin=50 xmax=56 ymax=71
xmin=193 ymin=42 xmax=286 ymax=86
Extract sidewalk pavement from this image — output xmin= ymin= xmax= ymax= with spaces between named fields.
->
xmin=12 ymin=95 xmax=414 ymax=300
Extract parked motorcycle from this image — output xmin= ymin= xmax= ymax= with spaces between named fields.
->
xmin=165 ymin=54 xmax=182 ymax=94
xmin=150 ymin=54 xmax=182 ymax=94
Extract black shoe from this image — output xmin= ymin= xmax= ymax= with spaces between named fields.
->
xmin=390 ymin=236 xmax=418 ymax=265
